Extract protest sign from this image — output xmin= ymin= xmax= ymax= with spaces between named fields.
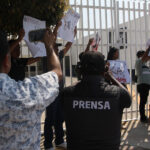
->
xmin=91 ymin=32 xmax=101 ymax=51
xmin=108 ymin=60 xmax=131 ymax=83
xmin=57 ymin=9 xmax=80 ymax=42
xmin=23 ymin=15 xmax=46 ymax=57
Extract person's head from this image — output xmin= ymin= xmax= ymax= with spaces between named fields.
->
xmin=107 ymin=47 xmax=119 ymax=60
xmin=8 ymin=40 xmax=20 ymax=58
xmin=80 ymin=51 xmax=105 ymax=77
xmin=79 ymin=52 xmax=84 ymax=61
xmin=136 ymin=50 xmax=145 ymax=58
xmin=0 ymin=31 xmax=11 ymax=73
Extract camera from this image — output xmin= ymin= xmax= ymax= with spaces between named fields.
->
xmin=28 ymin=29 xmax=46 ymax=42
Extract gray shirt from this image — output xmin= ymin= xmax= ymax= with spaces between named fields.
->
xmin=135 ymin=58 xmax=150 ymax=85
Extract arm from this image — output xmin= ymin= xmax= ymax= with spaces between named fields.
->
xmin=9 ymin=29 xmax=25 ymax=53
xmin=43 ymin=29 xmax=62 ymax=80
xmin=85 ymin=38 xmax=94 ymax=52
xmin=104 ymin=68 xmax=129 ymax=93
xmin=61 ymin=27 xmax=77 ymax=55
xmin=27 ymin=57 xmax=41 ymax=65
xmin=104 ymin=70 xmax=131 ymax=108
xmin=53 ymin=21 xmax=62 ymax=39
xmin=141 ymin=47 xmax=150 ymax=62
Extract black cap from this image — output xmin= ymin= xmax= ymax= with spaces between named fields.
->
xmin=81 ymin=51 xmax=105 ymax=75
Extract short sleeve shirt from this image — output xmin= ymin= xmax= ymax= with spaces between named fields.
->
xmin=61 ymin=75 xmax=131 ymax=150
xmin=0 ymin=72 xmax=59 ymax=150
xmin=135 ymin=58 xmax=150 ymax=85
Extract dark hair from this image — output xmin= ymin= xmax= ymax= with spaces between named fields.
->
xmin=0 ymin=31 xmax=9 ymax=68
xmin=80 ymin=51 xmax=105 ymax=76
xmin=136 ymin=50 xmax=145 ymax=58
xmin=79 ymin=52 xmax=84 ymax=61
xmin=107 ymin=47 xmax=118 ymax=60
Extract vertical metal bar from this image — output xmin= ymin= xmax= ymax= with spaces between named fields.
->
xmin=81 ymin=0 xmax=85 ymax=51
xmin=110 ymin=0 xmax=114 ymax=47
xmin=139 ymin=2 xmax=143 ymax=49
xmin=145 ymin=0 xmax=148 ymax=41
xmin=99 ymin=0 xmax=103 ymax=53
xmin=105 ymin=0 xmax=109 ymax=53
xmin=74 ymin=0 xmax=79 ymax=63
xmin=128 ymin=1 xmax=133 ymax=120
xmin=114 ymin=0 xmax=119 ymax=48
xmin=122 ymin=1 xmax=127 ymax=62
xmin=87 ymin=0 xmax=90 ymax=40
xmin=93 ymin=0 xmax=96 ymax=36
xmin=133 ymin=1 xmax=139 ymax=119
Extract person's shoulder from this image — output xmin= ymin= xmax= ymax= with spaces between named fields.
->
xmin=34 ymin=71 xmax=59 ymax=83
xmin=63 ymin=81 xmax=79 ymax=93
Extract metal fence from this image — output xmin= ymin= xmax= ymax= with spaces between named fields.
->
xmin=67 ymin=0 xmax=150 ymax=121
xmin=22 ymin=0 xmax=150 ymax=121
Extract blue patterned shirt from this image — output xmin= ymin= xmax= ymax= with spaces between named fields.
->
xmin=0 ymin=72 xmax=59 ymax=150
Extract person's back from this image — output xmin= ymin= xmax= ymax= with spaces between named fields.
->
xmin=0 ymin=29 xmax=62 ymax=150
xmin=0 ymin=72 xmax=58 ymax=149
xmin=61 ymin=51 xmax=131 ymax=150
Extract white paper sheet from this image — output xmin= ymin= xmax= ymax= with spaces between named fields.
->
xmin=57 ymin=9 xmax=80 ymax=42
xmin=23 ymin=15 xmax=46 ymax=57
xmin=108 ymin=60 xmax=131 ymax=83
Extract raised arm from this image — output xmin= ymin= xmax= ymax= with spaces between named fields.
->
xmin=43 ymin=29 xmax=62 ymax=80
xmin=53 ymin=21 xmax=62 ymax=42
xmin=9 ymin=29 xmax=25 ymax=53
xmin=85 ymin=38 xmax=94 ymax=52
xmin=141 ymin=47 xmax=150 ymax=62
xmin=62 ymin=26 xmax=77 ymax=55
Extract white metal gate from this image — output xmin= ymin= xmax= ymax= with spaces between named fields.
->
xmin=21 ymin=0 xmax=150 ymax=122
xmin=66 ymin=0 xmax=150 ymax=121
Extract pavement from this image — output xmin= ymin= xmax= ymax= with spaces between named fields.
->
xmin=40 ymin=120 xmax=150 ymax=150
xmin=40 ymin=78 xmax=150 ymax=150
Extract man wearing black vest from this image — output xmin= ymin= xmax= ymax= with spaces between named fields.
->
xmin=61 ymin=51 xmax=131 ymax=150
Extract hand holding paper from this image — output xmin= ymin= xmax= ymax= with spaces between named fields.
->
xmin=23 ymin=15 xmax=46 ymax=57
xmin=57 ymin=9 xmax=80 ymax=42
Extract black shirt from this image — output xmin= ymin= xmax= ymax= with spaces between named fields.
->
xmin=61 ymin=75 xmax=131 ymax=150
xmin=8 ymin=58 xmax=28 ymax=81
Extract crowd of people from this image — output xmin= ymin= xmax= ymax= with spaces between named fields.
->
xmin=0 ymin=20 xmax=149 ymax=150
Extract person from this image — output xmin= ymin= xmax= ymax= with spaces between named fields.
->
xmin=135 ymin=48 xmax=150 ymax=123
xmin=107 ymin=47 xmax=128 ymax=89
xmin=61 ymin=51 xmax=131 ymax=150
xmin=75 ymin=38 xmax=94 ymax=80
xmin=44 ymin=22 xmax=77 ymax=150
xmin=0 ymin=29 xmax=62 ymax=150
xmin=8 ymin=29 xmax=40 ymax=81
xmin=107 ymin=47 xmax=119 ymax=60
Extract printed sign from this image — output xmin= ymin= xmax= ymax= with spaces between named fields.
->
xmin=23 ymin=15 xmax=46 ymax=57
xmin=108 ymin=60 xmax=131 ymax=83
xmin=57 ymin=9 xmax=80 ymax=42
